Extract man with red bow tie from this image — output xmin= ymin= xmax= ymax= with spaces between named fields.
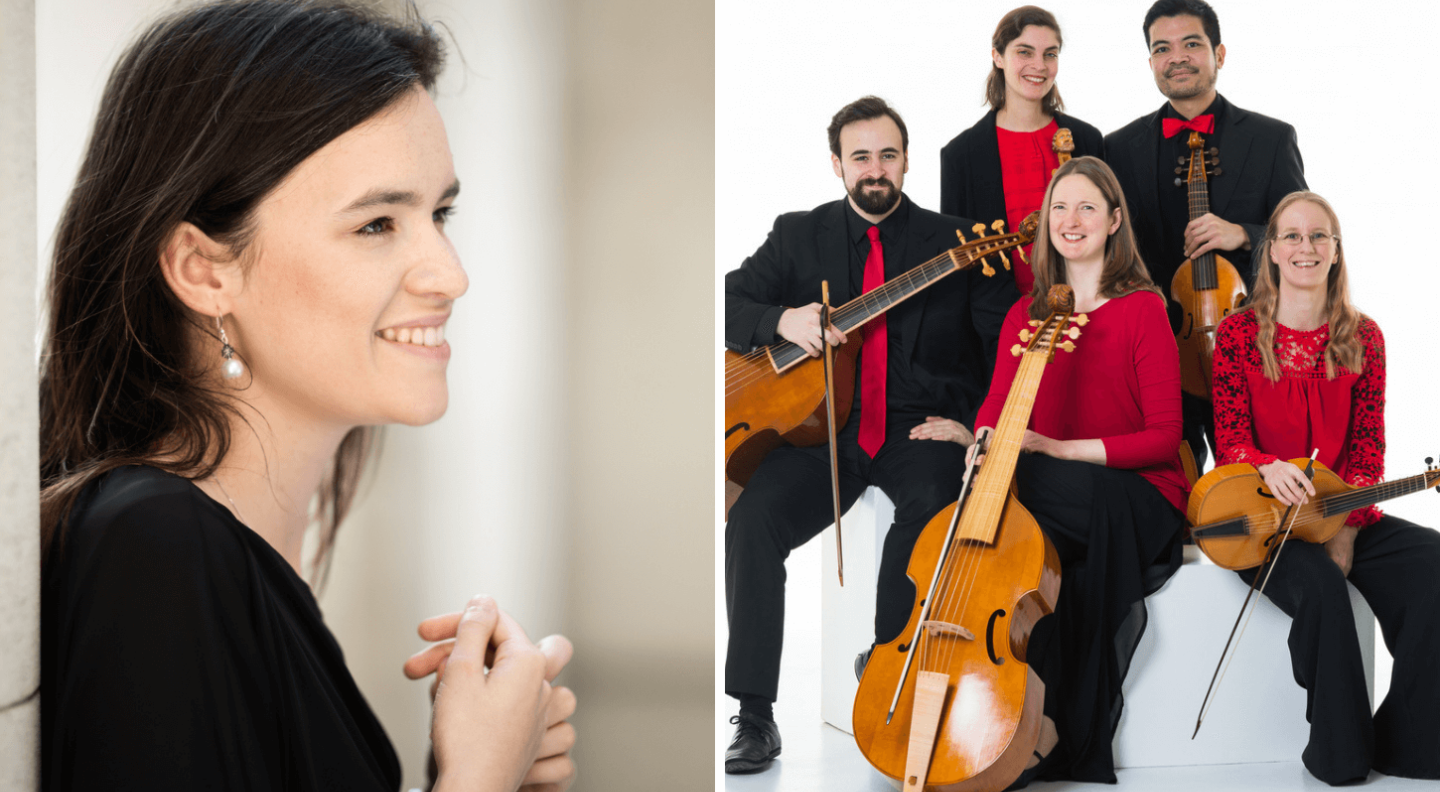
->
xmin=1105 ymin=0 xmax=1306 ymax=470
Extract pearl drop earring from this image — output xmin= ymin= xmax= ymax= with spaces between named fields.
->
xmin=217 ymin=315 xmax=244 ymax=380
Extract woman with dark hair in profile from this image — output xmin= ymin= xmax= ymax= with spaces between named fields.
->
xmin=39 ymin=2 xmax=574 ymax=789
xmin=937 ymin=5 xmax=1103 ymax=296
xmin=1212 ymin=192 xmax=1440 ymax=785
xmin=969 ymin=157 xmax=1186 ymax=787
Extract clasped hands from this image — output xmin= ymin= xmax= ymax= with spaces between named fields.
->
xmin=404 ymin=595 xmax=577 ymax=792
xmin=1256 ymin=460 xmax=1358 ymax=577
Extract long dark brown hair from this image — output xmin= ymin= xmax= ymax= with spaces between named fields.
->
xmin=1246 ymin=191 xmax=1366 ymax=382
xmin=40 ymin=0 xmax=444 ymax=581
xmin=986 ymin=5 xmax=1065 ymax=114
xmin=1028 ymin=156 xmax=1161 ymax=320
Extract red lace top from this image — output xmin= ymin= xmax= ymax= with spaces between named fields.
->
xmin=1212 ymin=311 xmax=1386 ymax=527
xmin=975 ymin=291 xmax=1189 ymax=512
xmin=995 ymin=119 xmax=1060 ymax=297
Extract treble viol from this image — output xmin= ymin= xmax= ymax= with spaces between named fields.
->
xmin=852 ymin=285 xmax=1082 ymax=792
xmin=1169 ymin=130 xmax=1245 ymax=399
xmin=1189 ymin=457 xmax=1440 ymax=570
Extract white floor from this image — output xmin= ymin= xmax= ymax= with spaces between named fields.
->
xmin=718 ymin=541 xmax=1436 ymax=792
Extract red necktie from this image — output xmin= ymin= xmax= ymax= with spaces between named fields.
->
xmin=859 ymin=225 xmax=886 ymax=458
xmin=1162 ymin=113 xmax=1214 ymax=138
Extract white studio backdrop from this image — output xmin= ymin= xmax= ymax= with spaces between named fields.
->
xmin=715 ymin=0 xmax=1440 ymax=726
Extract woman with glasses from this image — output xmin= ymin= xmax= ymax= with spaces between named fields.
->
xmin=938 ymin=5 xmax=1103 ymax=298
xmin=1211 ymin=191 xmax=1440 ymax=785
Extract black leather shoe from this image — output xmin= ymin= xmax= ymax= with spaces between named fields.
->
xmin=855 ymin=647 xmax=873 ymax=681
xmin=724 ymin=714 xmax=781 ymax=774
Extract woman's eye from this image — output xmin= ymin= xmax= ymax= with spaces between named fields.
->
xmin=360 ymin=217 xmax=393 ymax=236
xmin=434 ymin=206 xmax=455 ymax=225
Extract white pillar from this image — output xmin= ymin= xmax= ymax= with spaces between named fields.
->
xmin=0 ymin=0 xmax=39 ymax=785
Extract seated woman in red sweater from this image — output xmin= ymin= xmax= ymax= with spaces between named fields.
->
xmin=966 ymin=156 xmax=1188 ymax=787
xmin=1211 ymin=191 xmax=1440 ymax=786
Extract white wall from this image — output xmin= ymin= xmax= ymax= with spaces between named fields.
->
xmin=717 ymin=0 xmax=1440 ymax=722
xmin=0 ymin=0 xmax=38 ymax=786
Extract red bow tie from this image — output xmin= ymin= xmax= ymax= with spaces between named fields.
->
xmin=1163 ymin=114 xmax=1214 ymax=138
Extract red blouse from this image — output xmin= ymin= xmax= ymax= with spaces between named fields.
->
xmin=995 ymin=120 xmax=1060 ymax=297
xmin=975 ymin=291 xmax=1189 ymax=512
xmin=1212 ymin=311 xmax=1386 ymax=527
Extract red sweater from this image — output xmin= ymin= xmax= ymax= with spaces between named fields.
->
xmin=995 ymin=120 xmax=1060 ymax=297
xmin=1212 ymin=311 xmax=1386 ymax=527
xmin=975 ymin=291 xmax=1189 ymax=511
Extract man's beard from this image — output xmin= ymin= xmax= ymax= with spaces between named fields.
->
xmin=849 ymin=177 xmax=900 ymax=215
xmin=1159 ymin=65 xmax=1215 ymax=101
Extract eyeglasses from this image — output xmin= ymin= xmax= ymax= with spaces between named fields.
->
xmin=1274 ymin=231 xmax=1339 ymax=247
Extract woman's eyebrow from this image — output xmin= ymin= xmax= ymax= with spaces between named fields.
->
xmin=338 ymin=179 xmax=461 ymax=215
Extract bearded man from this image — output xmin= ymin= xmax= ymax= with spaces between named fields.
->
xmin=1105 ymin=0 xmax=1307 ymax=470
xmin=722 ymin=95 xmax=1018 ymax=774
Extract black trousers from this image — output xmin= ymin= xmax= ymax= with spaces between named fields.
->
xmin=724 ymin=416 xmax=967 ymax=702
xmin=1238 ymin=515 xmax=1440 ymax=784
xmin=1011 ymin=454 xmax=1185 ymax=784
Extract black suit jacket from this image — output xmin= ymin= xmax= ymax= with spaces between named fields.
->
xmin=724 ymin=196 xmax=1019 ymax=429
xmin=939 ymin=110 xmax=1105 ymax=222
xmin=1105 ymin=96 xmax=1306 ymax=304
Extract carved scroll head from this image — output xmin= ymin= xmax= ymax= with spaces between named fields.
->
xmin=1046 ymin=283 xmax=1074 ymax=313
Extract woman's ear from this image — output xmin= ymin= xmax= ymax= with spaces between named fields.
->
xmin=158 ymin=222 xmax=242 ymax=318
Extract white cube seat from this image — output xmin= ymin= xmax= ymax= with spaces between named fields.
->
xmin=821 ymin=487 xmax=1376 ymax=769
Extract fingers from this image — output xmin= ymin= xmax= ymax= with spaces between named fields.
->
xmin=1184 ymin=216 xmax=1217 ymax=258
xmin=778 ymin=303 xmax=847 ymax=356
xmin=404 ymin=639 xmax=456 ymax=680
xmin=537 ymin=635 xmax=574 ymax=683
xmin=910 ymin=417 xmax=965 ymax=443
xmin=545 ymin=685 xmax=577 ymax=727
xmin=534 ymin=720 xmax=576 ymax=760
xmin=417 ymin=611 xmax=464 ymax=642
xmin=522 ymin=754 xmax=577 ymax=788
xmin=449 ymin=595 xmax=503 ymax=677
xmin=1271 ymin=469 xmax=1312 ymax=506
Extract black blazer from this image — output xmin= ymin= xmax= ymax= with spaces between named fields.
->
xmin=1104 ymin=96 xmax=1306 ymax=296
xmin=939 ymin=109 xmax=1105 ymax=222
xmin=724 ymin=196 xmax=1019 ymax=428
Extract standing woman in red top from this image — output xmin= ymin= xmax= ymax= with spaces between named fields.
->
xmin=1211 ymin=191 xmax=1440 ymax=785
xmin=968 ymin=156 xmax=1188 ymax=787
xmin=938 ymin=5 xmax=1104 ymax=297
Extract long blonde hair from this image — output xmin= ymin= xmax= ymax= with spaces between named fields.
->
xmin=1028 ymin=156 xmax=1162 ymax=320
xmin=1247 ymin=191 xmax=1366 ymax=381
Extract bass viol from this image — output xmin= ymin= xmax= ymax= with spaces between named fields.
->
xmin=852 ymin=285 xmax=1082 ymax=791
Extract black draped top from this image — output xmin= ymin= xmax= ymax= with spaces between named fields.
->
xmin=42 ymin=465 xmax=400 ymax=791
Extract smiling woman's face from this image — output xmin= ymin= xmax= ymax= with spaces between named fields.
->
xmin=227 ymin=85 xmax=466 ymax=429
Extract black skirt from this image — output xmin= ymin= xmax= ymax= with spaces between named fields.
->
xmin=1011 ymin=453 xmax=1185 ymax=785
